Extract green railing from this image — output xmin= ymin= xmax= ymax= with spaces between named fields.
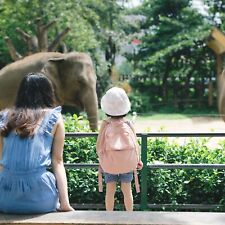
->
xmin=65 ymin=132 xmax=225 ymax=211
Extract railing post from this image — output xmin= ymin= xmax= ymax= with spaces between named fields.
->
xmin=140 ymin=134 xmax=148 ymax=210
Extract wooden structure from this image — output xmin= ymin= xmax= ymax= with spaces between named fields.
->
xmin=1 ymin=211 xmax=225 ymax=225
xmin=207 ymin=28 xmax=225 ymax=88
xmin=207 ymin=27 xmax=225 ymax=106
xmin=207 ymin=28 xmax=225 ymax=55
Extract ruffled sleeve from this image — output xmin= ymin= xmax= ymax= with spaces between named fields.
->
xmin=0 ymin=110 xmax=8 ymax=130
xmin=44 ymin=106 xmax=62 ymax=135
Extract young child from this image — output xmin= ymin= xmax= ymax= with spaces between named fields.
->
xmin=96 ymin=87 xmax=143 ymax=211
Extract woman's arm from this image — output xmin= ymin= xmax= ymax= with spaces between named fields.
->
xmin=51 ymin=115 xmax=74 ymax=212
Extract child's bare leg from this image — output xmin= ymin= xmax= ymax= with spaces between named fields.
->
xmin=105 ymin=182 xmax=117 ymax=211
xmin=121 ymin=182 xmax=133 ymax=211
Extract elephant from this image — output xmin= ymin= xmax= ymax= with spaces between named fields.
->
xmin=0 ymin=52 xmax=98 ymax=131
xmin=219 ymin=69 xmax=225 ymax=122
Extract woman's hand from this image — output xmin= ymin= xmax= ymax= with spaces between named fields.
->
xmin=58 ymin=204 xmax=75 ymax=212
xmin=137 ymin=160 xmax=143 ymax=170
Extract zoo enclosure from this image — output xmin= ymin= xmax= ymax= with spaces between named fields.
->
xmin=65 ymin=132 xmax=225 ymax=211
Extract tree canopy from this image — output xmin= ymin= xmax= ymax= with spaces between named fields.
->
xmin=0 ymin=0 xmax=223 ymax=112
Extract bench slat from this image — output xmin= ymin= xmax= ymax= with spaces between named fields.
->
xmin=1 ymin=211 xmax=225 ymax=225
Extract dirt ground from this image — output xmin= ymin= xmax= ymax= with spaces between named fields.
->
xmin=133 ymin=116 xmax=225 ymax=133
xmin=133 ymin=116 xmax=225 ymax=147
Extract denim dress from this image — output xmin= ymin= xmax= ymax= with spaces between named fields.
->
xmin=0 ymin=106 xmax=61 ymax=214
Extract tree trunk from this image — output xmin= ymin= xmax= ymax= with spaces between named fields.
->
xmin=4 ymin=18 xmax=70 ymax=61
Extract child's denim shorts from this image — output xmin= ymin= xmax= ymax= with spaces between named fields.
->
xmin=104 ymin=172 xmax=133 ymax=183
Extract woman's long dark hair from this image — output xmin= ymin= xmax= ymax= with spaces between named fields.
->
xmin=1 ymin=73 xmax=56 ymax=138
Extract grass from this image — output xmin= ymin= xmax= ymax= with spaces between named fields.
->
xmin=134 ymin=113 xmax=189 ymax=120
xmin=133 ymin=106 xmax=219 ymax=120
xmin=98 ymin=107 xmax=220 ymax=121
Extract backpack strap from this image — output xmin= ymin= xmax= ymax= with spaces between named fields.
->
xmin=125 ymin=120 xmax=141 ymax=161
xmin=97 ymin=120 xmax=110 ymax=193
xmin=96 ymin=119 xmax=109 ymax=156
xmin=125 ymin=120 xmax=141 ymax=193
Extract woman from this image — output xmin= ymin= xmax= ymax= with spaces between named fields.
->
xmin=0 ymin=73 xmax=74 ymax=214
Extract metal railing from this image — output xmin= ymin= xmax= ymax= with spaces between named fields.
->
xmin=65 ymin=132 xmax=225 ymax=211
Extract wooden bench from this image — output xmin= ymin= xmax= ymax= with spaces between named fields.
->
xmin=1 ymin=211 xmax=225 ymax=225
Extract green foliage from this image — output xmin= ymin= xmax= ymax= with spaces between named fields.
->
xmin=0 ymin=0 xmax=222 ymax=113
xmin=128 ymin=90 xmax=152 ymax=113
xmin=127 ymin=0 xmax=216 ymax=112
xmin=63 ymin=114 xmax=225 ymax=211
xmin=0 ymin=0 xmax=100 ymax=55
xmin=63 ymin=114 xmax=103 ymax=204
xmin=0 ymin=0 xmax=129 ymax=98
xmin=146 ymin=137 xmax=225 ymax=208
xmin=0 ymin=0 xmax=40 ymax=64
xmin=0 ymin=0 xmax=125 ymax=66
xmin=64 ymin=114 xmax=91 ymax=132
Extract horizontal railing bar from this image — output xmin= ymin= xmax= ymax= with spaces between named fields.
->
xmin=147 ymin=164 xmax=225 ymax=169
xmin=141 ymin=132 xmax=225 ymax=137
xmin=64 ymin=163 xmax=225 ymax=170
xmin=146 ymin=204 xmax=224 ymax=210
xmin=65 ymin=132 xmax=225 ymax=138
xmin=70 ymin=203 xmax=224 ymax=210
xmin=65 ymin=163 xmax=98 ymax=169
xmin=66 ymin=132 xmax=98 ymax=137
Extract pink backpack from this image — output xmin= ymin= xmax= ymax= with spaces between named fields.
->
xmin=96 ymin=118 xmax=140 ymax=193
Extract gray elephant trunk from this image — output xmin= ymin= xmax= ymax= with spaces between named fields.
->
xmin=83 ymin=90 xmax=98 ymax=131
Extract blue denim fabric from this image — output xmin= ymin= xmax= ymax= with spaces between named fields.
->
xmin=104 ymin=172 xmax=133 ymax=183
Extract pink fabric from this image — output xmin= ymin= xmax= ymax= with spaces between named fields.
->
xmin=97 ymin=119 xmax=139 ymax=174
xmin=96 ymin=118 xmax=142 ymax=193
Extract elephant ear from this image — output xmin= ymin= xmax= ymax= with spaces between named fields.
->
xmin=44 ymin=57 xmax=65 ymax=74
xmin=42 ymin=57 xmax=65 ymax=78
xmin=48 ymin=57 xmax=65 ymax=62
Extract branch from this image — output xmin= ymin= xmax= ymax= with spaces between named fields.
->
xmin=4 ymin=36 xmax=22 ymax=61
xmin=43 ymin=20 xmax=57 ymax=31
xmin=16 ymin=28 xmax=38 ymax=54
xmin=48 ymin=27 xmax=70 ymax=52
xmin=36 ymin=18 xmax=56 ymax=51
xmin=15 ymin=27 xmax=31 ymax=42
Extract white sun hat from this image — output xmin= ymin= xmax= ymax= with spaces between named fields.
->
xmin=101 ymin=87 xmax=131 ymax=116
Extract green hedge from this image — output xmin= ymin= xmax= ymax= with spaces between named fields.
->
xmin=146 ymin=138 xmax=225 ymax=207
xmin=63 ymin=114 xmax=225 ymax=210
